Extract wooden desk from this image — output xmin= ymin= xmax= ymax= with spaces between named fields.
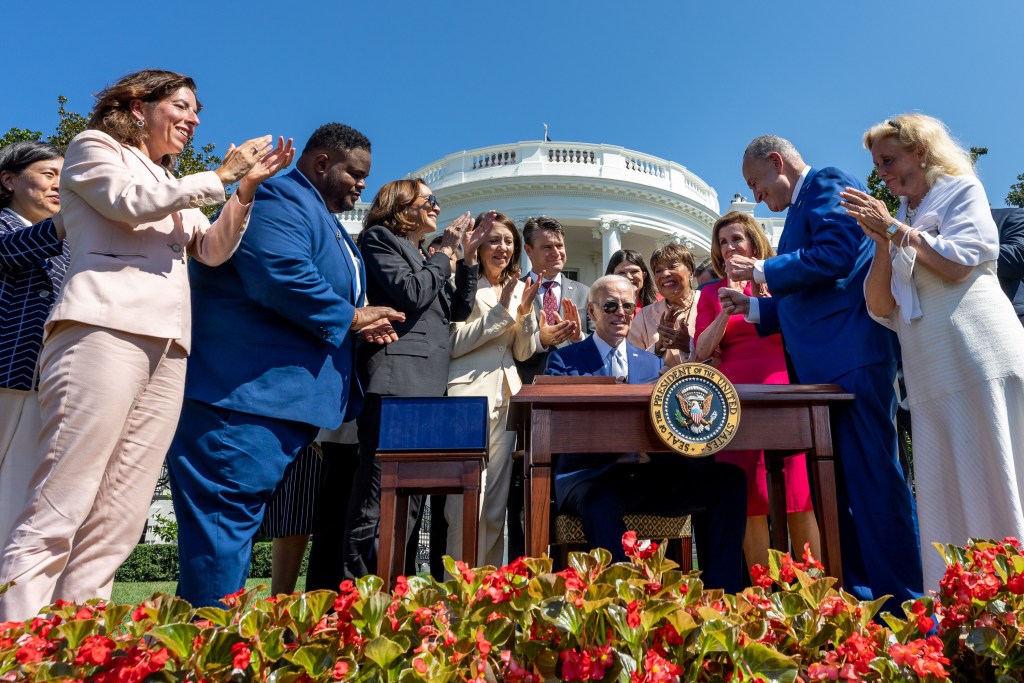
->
xmin=510 ymin=383 xmax=854 ymax=584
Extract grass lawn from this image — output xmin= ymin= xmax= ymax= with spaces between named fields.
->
xmin=110 ymin=576 xmax=307 ymax=606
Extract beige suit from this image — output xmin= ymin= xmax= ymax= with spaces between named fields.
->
xmin=445 ymin=281 xmax=538 ymax=566
xmin=627 ymin=294 xmax=701 ymax=366
xmin=0 ymin=130 xmax=251 ymax=620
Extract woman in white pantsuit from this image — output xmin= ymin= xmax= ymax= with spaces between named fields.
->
xmin=446 ymin=212 xmax=539 ymax=566
xmin=0 ymin=69 xmax=293 ymax=621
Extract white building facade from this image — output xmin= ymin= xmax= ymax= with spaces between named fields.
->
xmin=338 ymin=141 xmax=784 ymax=284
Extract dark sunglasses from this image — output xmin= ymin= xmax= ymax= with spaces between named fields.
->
xmin=421 ymin=194 xmax=439 ymax=209
xmin=600 ymin=300 xmax=636 ymax=314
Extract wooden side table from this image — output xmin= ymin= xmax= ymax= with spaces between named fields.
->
xmin=375 ymin=396 xmax=490 ymax=587
xmin=376 ymin=451 xmax=486 ymax=588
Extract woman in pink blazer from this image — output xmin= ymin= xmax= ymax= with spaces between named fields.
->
xmin=0 ymin=69 xmax=293 ymax=620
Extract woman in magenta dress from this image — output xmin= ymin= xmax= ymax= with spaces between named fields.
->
xmin=694 ymin=211 xmax=820 ymax=572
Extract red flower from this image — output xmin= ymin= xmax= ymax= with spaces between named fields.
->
xmin=455 ymin=561 xmax=476 ymax=583
xmin=74 ymin=607 xmax=94 ymax=621
xmin=334 ymin=580 xmax=360 ymax=618
xmin=818 ymin=596 xmax=847 ymax=617
xmin=220 ymin=587 xmax=246 ymax=607
xmin=556 ymin=567 xmax=586 ymax=592
xmin=622 ymin=531 xmax=658 ymax=560
xmin=75 ymin=635 xmax=116 ymax=666
xmin=15 ymin=635 xmax=49 ymax=664
xmin=626 ymin=600 xmax=642 ymax=628
xmin=889 ymin=636 xmax=949 ymax=679
xmin=394 ymin=575 xmax=409 ymax=597
xmin=749 ymin=563 xmax=772 ymax=589
xmin=334 ymin=660 xmax=350 ymax=679
xmin=1007 ymin=573 xmax=1024 ymax=594
xmin=475 ymin=629 xmax=492 ymax=656
xmin=413 ymin=657 xmax=428 ymax=674
xmin=231 ymin=642 xmax=251 ymax=670
xmin=630 ymin=649 xmax=681 ymax=683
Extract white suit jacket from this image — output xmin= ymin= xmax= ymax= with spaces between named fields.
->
xmin=49 ymin=130 xmax=251 ymax=352
xmin=447 ymin=281 xmax=539 ymax=411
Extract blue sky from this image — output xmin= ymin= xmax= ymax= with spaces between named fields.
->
xmin=6 ymin=0 xmax=1022 ymax=215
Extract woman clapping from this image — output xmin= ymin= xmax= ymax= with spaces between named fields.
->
xmin=0 ymin=70 xmax=293 ymax=620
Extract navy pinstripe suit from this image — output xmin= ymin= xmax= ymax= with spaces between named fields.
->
xmin=0 ymin=208 xmax=68 ymax=390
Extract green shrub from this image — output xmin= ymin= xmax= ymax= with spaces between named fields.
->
xmin=114 ymin=541 xmax=310 ymax=582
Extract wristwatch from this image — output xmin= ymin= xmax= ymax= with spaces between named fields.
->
xmin=885 ymin=221 xmax=902 ymax=241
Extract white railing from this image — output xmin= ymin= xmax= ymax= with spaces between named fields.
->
xmin=405 ymin=141 xmax=718 ymax=212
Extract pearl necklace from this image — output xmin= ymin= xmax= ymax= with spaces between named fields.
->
xmin=905 ymin=204 xmax=919 ymax=225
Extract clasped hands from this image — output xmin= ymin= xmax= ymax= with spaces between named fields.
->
xmin=839 ymin=188 xmax=893 ymax=245
xmin=538 ymin=298 xmax=581 ymax=347
xmin=654 ymin=305 xmax=691 ymax=356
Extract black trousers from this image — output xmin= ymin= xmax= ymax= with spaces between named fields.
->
xmin=559 ymin=455 xmax=747 ymax=593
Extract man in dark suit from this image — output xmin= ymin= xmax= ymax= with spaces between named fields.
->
xmin=994 ymin=207 xmax=1024 ymax=325
xmin=167 ymin=124 xmax=401 ymax=607
xmin=545 ymin=275 xmax=746 ymax=592
xmin=720 ymin=135 xmax=922 ymax=610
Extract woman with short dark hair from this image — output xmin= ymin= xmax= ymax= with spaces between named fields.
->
xmin=627 ymin=243 xmax=700 ymax=366
xmin=0 ymin=69 xmax=293 ymax=620
xmin=343 ymin=179 xmax=497 ymax=578
xmin=0 ymin=141 xmax=67 ymax=544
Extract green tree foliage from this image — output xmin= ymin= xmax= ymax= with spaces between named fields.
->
xmin=1007 ymin=174 xmax=1024 ymax=208
xmin=970 ymin=146 xmax=989 ymax=164
xmin=2 ymin=96 xmax=225 ymax=216
xmin=866 ymin=168 xmax=900 ymax=215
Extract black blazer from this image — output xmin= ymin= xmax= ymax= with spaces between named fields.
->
xmin=358 ymin=225 xmax=479 ymax=396
xmin=994 ymin=208 xmax=1024 ymax=325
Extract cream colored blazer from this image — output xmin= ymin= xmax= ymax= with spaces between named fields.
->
xmin=447 ymin=281 xmax=539 ymax=411
xmin=49 ymin=130 xmax=251 ymax=353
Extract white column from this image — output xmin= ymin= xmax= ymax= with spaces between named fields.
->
xmin=595 ymin=219 xmax=630 ymax=271
xmin=513 ymin=217 xmax=532 ymax=274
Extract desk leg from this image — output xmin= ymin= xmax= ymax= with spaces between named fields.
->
xmin=525 ymin=409 xmax=552 ymax=558
xmin=377 ymin=462 xmax=399 ymax=589
xmin=765 ymin=451 xmax=789 ymax=553
xmin=529 ymin=466 xmax=552 ymax=558
xmin=462 ymin=460 xmax=480 ymax=566
xmin=810 ymin=405 xmax=844 ymax=587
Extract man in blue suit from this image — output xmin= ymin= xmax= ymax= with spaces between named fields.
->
xmin=167 ymin=124 xmax=402 ymax=607
xmin=720 ymin=135 xmax=923 ymax=609
xmin=546 ymin=275 xmax=746 ymax=592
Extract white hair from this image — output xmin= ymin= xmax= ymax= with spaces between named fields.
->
xmin=588 ymin=274 xmax=635 ymax=305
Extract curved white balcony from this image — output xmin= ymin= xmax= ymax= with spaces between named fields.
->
xmin=407 ymin=141 xmax=719 ymax=217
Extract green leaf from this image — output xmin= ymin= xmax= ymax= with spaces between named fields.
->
xmin=240 ymin=608 xmax=270 ymax=639
xmin=150 ymin=623 xmax=201 ymax=660
xmin=356 ymin=592 xmax=392 ymax=638
xmin=966 ymin=626 xmax=1008 ymax=659
xmin=363 ymin=636 xmax=407 ymax=670
xmin=300 ymin=590 xmax=340 ymax=622
xmin=57 ymin=619 xmax=97 ymax=650
xmin=195 ymin=606 xmax=232 ymax=627
xmin=856 ymin=595 xmax=890 ymax=626
xmin=102 ymin=603 xmax=133 ymax=632
xmin=356 ymin=574 xmax=385 ymax=596
xmin=197 ymin=629 xmax=245 ymax=669
xmin=770 ymin=592 xmax=809 ymax=618
xmin=259 ymin=627 xmax=288 ymax=661
xmin=738 ymin=642 xmax=799 ymax=683
xmin=797 ymin=576 xmax=837 ymax=609
xmin=288 ymin=644 xmax=333 ymax=677
xmin=545 ymin=599 xmax=583 ymax=637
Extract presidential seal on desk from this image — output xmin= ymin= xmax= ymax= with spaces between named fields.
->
xmin=649 ymin=363 xmax=740 ymax=456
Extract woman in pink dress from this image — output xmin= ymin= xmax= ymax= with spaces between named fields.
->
xmin=694 ymin=211 xmax=820 ymax=571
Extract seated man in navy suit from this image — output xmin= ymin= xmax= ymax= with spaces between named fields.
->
xmin=545 ymin=275 xmax=746 ymax=592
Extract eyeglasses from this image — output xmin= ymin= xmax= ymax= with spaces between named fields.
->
xmin=421 ymin=194 xmax=439 ymax=210
xmin=600 ymin=300 xmax=637 ymax=314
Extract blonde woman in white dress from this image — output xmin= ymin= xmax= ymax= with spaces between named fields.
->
xmin=841 ymin=113 xmax=1024 ymax=588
